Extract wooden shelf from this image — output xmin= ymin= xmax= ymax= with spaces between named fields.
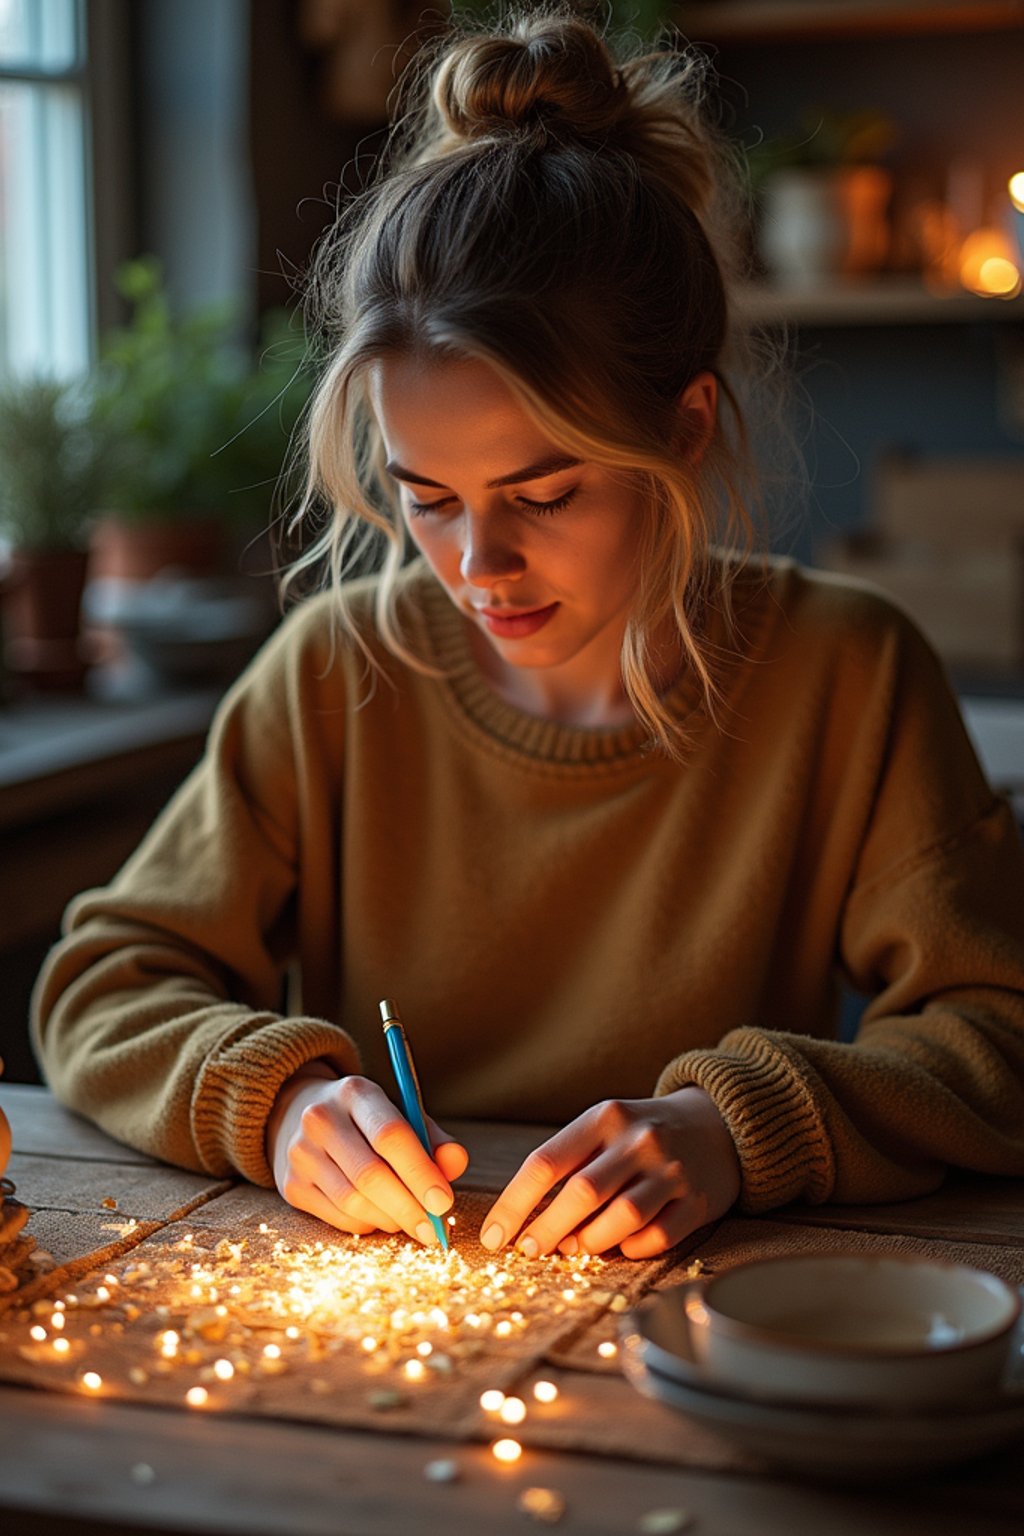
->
xmin=679 ymin=1 xmax=1024 ymax=41
xmin=735 ymin=276 xmax=1024 ymax=327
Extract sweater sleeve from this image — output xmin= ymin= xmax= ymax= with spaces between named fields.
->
xmin=656 ymin=602 xmax=1024 ymax=1213
xmin=30 ymin=602 xmax=361 ymax=1186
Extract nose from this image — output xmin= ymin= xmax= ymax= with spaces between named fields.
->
xmin=459 ymin=510 xmax=526 ymax=587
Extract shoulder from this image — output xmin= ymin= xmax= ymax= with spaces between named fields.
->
xmin=223 ymin=561 xmax=441 ymax=706
xmin=725 ymin=554 xmax=941 ymax=681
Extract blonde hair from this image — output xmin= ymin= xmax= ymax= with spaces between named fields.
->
xmin=284 ymin=5 xmax=775 ymax=757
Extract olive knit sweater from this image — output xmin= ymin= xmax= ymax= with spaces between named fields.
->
xmin=31 ymin=557 xmax=1024 ymax=1212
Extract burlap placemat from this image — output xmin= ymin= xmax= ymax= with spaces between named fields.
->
xmin=3 ymin=1191 xmax=1022 ymax=1475
xmin=0 ymin=1186 xmax=670 ymax=1452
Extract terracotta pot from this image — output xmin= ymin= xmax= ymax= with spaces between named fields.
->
xmin=0 ymin=547 xmax=90 ymax=692
xmin=88 ymin=515 xmax=228 ymax=583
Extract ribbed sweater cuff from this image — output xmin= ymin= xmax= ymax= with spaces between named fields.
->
xmin=192 ymin=1017 xmax=360 ymax=1188
xmin=655 ymin=1029 xmax=836 ymax=1212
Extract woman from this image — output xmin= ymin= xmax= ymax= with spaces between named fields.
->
xmin=32 ymin=10 xmax=1024 ymax=1261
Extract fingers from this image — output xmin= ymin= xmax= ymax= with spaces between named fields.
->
xmin=427 ymin=1119 xmax=470 ymax=1183
xmin=272 ymin=1076 xmax=463 ymax=1245
xmin=347 ymin=1092 xmax=455 ymax=1223
xmin=480 ymin=1123 xmax=595 ymax=1253
xmin=288 ymin=1141 xmax=401 ymax=1234
xmin=619 ymin=1195 xmax=709 ymax=1259
xmin=523 ymin=1153 xmax=676 ymax=1257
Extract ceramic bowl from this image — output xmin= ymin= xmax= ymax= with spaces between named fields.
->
xmin=683 ymin=1254 xmax=1021 ymax=1408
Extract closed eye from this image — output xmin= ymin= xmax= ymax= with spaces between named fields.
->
xmin=407 ymin=488 xmax=579 ymax=518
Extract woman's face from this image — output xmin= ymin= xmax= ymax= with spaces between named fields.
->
xmin=367 ymin=353 xmax=652 ymax=724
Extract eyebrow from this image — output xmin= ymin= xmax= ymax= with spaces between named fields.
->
xmin=384 ymin=453 xmax=583 ymax=490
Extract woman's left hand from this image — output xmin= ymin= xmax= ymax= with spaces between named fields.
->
xmin=479 ymin=1088 xmax=741 ymax=1260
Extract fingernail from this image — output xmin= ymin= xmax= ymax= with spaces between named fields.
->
xmin=559 ymin=1235 xmax=579 ymax=1256
xmin=481 ymin=1222 xmax=504 ymax=1251
xmin=518 ymin=1235 xmax=539 ymax=1259
xmin=416 ymin=1221 xmax=436 ymax=1245
xmin=424 ymin=1185 xmax=451 ymax=1216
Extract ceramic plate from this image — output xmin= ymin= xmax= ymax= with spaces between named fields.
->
xmin=620 ymin=1287 xmax=1024 ymax=1480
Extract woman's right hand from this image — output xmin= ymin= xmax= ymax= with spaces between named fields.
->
xmin=265 ymin=1065 xmax=468 ymax=1242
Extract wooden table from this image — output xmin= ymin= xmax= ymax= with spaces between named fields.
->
xmin=2 ymin=1084 xmax=1024 ymax=1536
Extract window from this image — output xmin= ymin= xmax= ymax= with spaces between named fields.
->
xmin=0 ymin=0 xmax=92 ymax=378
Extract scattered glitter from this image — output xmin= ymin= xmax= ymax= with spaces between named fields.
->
xmin=52 ymin=1338 xmax=70 ymax=1356
xmin=491 ymin=1438 xmax=522 ymax=1464
xmin=80 ymin=1371 xmax=102 ymax=1391
xmin=417 ymin=1341 xmax=433 ymax=1357
xmin=29 ymin=1326 xmax=46 ymax=1343
xmin=533 ymin=1380 xmax=559 ymax=1403
xmin=262 ymin=1344 xmax=281 ymax=1360
xmin=480 ymin=1389 xmax=506 ymax=1412
xmin=50 ymin=1313 xmax=65 ymax=1331
xmin=518 ymin=1486 xmax=566 ymax=1523
xmin=185 ymin=1386 xmax=209 ymax=1408
xmin=423 ymin=1458 xmax=460 ymax=1483
xmin=213 ymin=1359 xmax=234 ymax=1381
xmin=403 ymin=1358 xmax=426 ymax=1382
xmin=597 ymin=1341 xmax=618 ymax=1359
xmin=638 ymin=1511 xmax=694 ymax=1534
xmin=499 ymin=1395 xmax=526 ymax=1425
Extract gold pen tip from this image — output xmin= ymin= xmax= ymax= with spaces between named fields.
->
xmin=379 ymin=998 xmax=400 ymax=1026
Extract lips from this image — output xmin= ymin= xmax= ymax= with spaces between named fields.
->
xmin=475 ymin=602 xmax=560 ymax=640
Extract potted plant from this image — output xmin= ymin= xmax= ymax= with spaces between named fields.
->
xmin=0 ymin=376 xmax=104 ymax=692
xmin=746 ymin=109 xmax=897 ymax=285
xmin=89 ymin=257 xmax=312 ymax=582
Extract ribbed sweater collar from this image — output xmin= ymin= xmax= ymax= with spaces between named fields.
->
xmin=400 ymin=556 xmax=776 ymax=770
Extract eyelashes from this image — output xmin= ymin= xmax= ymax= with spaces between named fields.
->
xmin=407 ymin=488 xmax=579 ymax=519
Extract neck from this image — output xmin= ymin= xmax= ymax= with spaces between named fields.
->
xmin=466 ymin=617 xmax=683 ymax=730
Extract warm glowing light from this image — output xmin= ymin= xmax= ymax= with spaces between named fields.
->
xmin=494 ymin=1320 xmax=512 ymax=1338
xmin=979 ymin=256 xmax=1022 ymax=297
xmin=480 ymin=1388 xmax=506 ymax=1412
xmin=1010 ymin=172 xmax=1024 ymax=214
xmin=360 ymin=1336 xmax=378 ymax=1353
xmin=499 ymin=1395 xmax=527 ymax=1425
xmin=262 ymin=1344 xmax=281 ymax=1360
xmin=416 ymin=1341 xmax=433 ymax=1357
xmin=96 ymin=1286 xmax=111 ymax=1303
xmin=404 ymin=1358 xmax=426 ymax=1381
xmin=492 ymin=1438 xmax=523 ymax=1464
xmin=50 ymin=1312 xmax=65 ymax=1331
xmin=213 ymin=1359 xmax=235 ymax=1381
xmin=29 ymin=1325 xmax=46 ymax=1342
xmin=533 ymin=1380 xmax=559 ymax=1403
xmin=81 ymin=1371 xmax=102 ymax=1391
xmin=959 ymin=227 xmax=1022 ymax=297
xmin=597 ymin=1341 xmax=618 ymax=1359
xmin=185 ymin=1386 xmax=209 ymax=1408
xmin=52 ymin=1338 xmax=70 ymax=1356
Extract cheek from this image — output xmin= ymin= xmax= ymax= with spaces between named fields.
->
xmin=404 ymin=516 xmax=460 ymax=582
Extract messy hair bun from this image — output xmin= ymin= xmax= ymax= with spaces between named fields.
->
xmin=432 ymin=17 xmax=629 ymax=145
xmin=291 ymin=8 xmax=785 ymax=761
xmin=415 ymin=12 xmax=720 ymax=225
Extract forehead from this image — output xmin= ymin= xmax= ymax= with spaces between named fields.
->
xmin=367 ymin=354 xmax=550 ymax=449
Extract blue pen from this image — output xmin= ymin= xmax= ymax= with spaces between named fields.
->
xmin=379 ymin=998 xmax=450 ymax=1251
